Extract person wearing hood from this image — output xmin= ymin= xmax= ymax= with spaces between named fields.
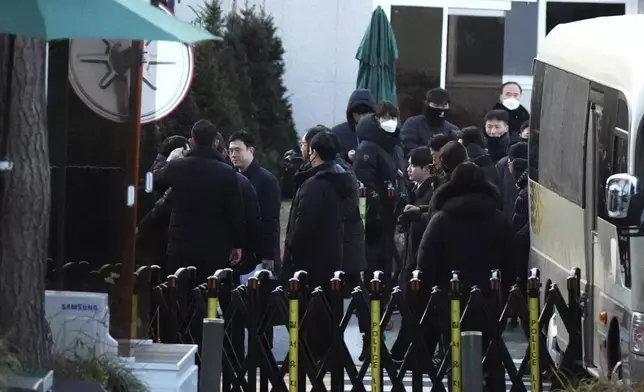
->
xmin=484 ymin=109 xmax=511 ymax=163
xmin=354 ymin=112 xmax=401 ymax=332
xmin=417 ymin=162 xmax=516 ymax=390
xmin=459 ymin=126 xmax=503 ymax=192
xmin=400 ymin=88 xmax=460 ymax=156
xmin=496 ymin=141 xmax=528 ymax=220
xmin=493 ymin=81 xmax=530 ymax=143
xmin=331 ymin=89 xmax=377 ymax=164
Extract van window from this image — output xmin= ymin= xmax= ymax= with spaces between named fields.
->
xmin=533 ymin=64 xmax=588 ymax=206
xmin=528 ymin=61 xmax=544 ymax=182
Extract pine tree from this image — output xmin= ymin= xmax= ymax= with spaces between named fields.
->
xmin=191 ymin=0 xmax=245 ymax=139
xmin=225 ymin=6 xmax=297 ymax=173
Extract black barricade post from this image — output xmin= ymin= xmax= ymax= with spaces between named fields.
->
xmin=167 ymin=274 xmax=179 ymax=343
xmin=212 ymin=268 xmax=234 ymax=392
xmin=450 ymin=270 xmax=462 ymax=392
xmin=200 ymin=274 xmax=225 ymax=392
xmin=528 ymin=268 xmax=542 ymax=392
xmin=564 ymin=267 xmax=583 ymax=376
xmin=330 ymin=271 xmax=346 ymax=392
xmin=371 ymin=270 xmax=384 ymax=392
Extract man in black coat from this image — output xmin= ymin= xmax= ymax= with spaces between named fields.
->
xmin=400 ymin=88 xmax=460 ymax=156
xmin=331 ymin=89 xmax=376 ymax=164
xmin=496 ymin=141 xmax=528 ymax=220
xmin=417 ymin=162 xmax=515 ymax=391
xmin=283 ymin=132 xmax=355 ymax=289
xmin=492 ymin=81 xmax=530 ymax=142
xmin=152 ymin=120 xmax=245 ymax=282
xmin=229 ymin=131 xmax=282 ymax=276
xmin=294 ymin=126 xmax=366 ymax=288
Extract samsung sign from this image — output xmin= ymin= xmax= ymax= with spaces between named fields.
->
xmin=61 ymin=303 xmax=100 ymax=312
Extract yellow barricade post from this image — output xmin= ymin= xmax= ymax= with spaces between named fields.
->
xmin=370 ymin=271 xmax=384 ymax=392
xmin=450 ymin=270 xmax=462 ymax=392
xmin=207 ymin=275 xmax=219 ymax=319
xmin=528 ymin=268 xmax=542 ymax=392
xmin=288 ymin=276 xmax=301 ymax=392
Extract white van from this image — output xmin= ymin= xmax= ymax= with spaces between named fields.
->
xmin=529 ymin=15 xmax=644 ymax=382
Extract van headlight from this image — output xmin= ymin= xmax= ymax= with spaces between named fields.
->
xmin=631 ymin=312 xmax=644 ymax=355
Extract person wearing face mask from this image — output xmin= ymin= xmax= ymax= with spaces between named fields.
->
xmin=493 ymin=82 xmax=530 ymax=143
xmin=376 ymin=101 xmax=409 ymax=212
xmin=354 ymin=110 xmax=402 ymax=333
xmin=331 ymin=89 xmax=377 ymax=164
xmin=400 ymin=88 xmax=460 ymax=156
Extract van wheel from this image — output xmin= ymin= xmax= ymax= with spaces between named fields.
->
xmin=607 ymin=318 xmax=622 ymax=380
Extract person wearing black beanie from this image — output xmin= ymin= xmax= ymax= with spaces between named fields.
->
xmin=496 ymin=141 xmax=528 ymax=220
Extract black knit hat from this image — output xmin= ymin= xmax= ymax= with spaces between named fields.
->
xmin=508 ymin=142 xmax=528 ymax=161
xmin=439 ymin=141 xmax=468 ymax=173
xmin=459 ymin=126 xmax=487 ymax=148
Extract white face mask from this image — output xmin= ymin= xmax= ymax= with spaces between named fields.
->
xmin=380 ymin=119 xmax=398 ymax=134
xmin=502 ymin=98 xmax=521 ymax=111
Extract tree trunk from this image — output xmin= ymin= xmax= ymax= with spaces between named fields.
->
xmin=0 ymin=35 xmax=50 ymax=366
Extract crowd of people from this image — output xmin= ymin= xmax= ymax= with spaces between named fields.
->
xmin=136 ymin=82 xmax=533 ymax=376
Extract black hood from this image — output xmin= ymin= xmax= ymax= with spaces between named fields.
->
xmin=431 ymin=177 xmax=500 ymax=219
xmin=356 ymin=114 xmax=398 ymax=152
xmin=516 ymin=170 xmax=529 ymax=191
xmin=296 ymin=162 xmax=354 ymax=200
xmin=346 ymin=89 xmax=376 ymax=126
xmin=466 ymin=144 xmax=494 ymax=168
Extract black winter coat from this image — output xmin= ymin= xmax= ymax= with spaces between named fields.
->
xmin=331 ymin=89 xmax=376 ymax=163
xmin=496 ymin=156 xmax=516 ymax=220
xmin=354 ymin=115 xmax=400 ymax=267
xmin=293 ymin=158 xmax=366 ymax=276
xmin=283 ymin=162 xmax=355 ymax=287
xmin=152 ymin=146 xmax=245 ymax=273
xmin=400 ymin=114 xmax=460 ymax=156
xmin=240 ymin=159 xmax=282 ymax=264
xmin=484 ymin=133 xmax=510 ymax=164
xmin=417 ymin=177 xmax=516 ymax=294
xmin=466 ymin=143 xmax=503 ymax=193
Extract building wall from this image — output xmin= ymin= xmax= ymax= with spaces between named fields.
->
xmin=176 ymin=0 xmax=372 ymax=134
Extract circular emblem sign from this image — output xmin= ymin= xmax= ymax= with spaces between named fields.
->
xmin=68 ymin=5 xmax=194 ymax=124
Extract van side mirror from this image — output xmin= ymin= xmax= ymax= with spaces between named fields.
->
xmin=606 ymin=174 xmax=640 ymax=224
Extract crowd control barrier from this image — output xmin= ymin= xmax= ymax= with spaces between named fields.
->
xmin=47 ymin=261 xmax=586 ymax=391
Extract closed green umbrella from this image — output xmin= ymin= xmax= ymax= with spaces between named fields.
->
xmin=356 ymin=6 xmax=399 ymax=106
xmin=0 ymin=0 xmax=217 ymax=43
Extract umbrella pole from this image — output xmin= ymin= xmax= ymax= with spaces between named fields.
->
xmin=47 ymin=40 xmax=71 ymax=290
xmin=0 ymin=35 xmax=15 ymax=171
xmin=118 ymin=40 xmax=143 ymax=356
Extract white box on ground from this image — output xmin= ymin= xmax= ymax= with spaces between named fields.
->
xmin=45 ymin=290 xmax=118 ymax=358
xmin=129 ymin=343 xmax=199 ymax=392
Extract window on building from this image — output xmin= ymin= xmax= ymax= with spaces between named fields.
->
xmin=546 ymin=2 xmax=625 ymax=35
xmin=533 ymin=64 xmax=589 ymax=205
xmin=391 ymin=6 xmax=443 ymax=122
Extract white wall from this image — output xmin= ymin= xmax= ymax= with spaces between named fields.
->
xmin=176 ymin=0 xmax=372 ymax=135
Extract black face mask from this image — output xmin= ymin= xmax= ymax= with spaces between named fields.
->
xmin=424 ymin=106 xmax=447 ymax=127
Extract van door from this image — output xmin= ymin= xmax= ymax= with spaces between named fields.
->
xmin=583 ymin=90 xmax=604 ymax=368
